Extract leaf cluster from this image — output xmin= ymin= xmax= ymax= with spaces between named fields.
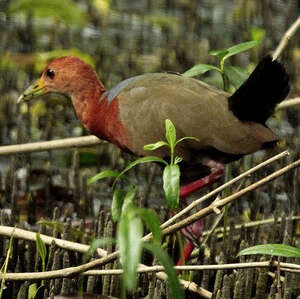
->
xmin=183 ymin=40 xmax=259 ymax=91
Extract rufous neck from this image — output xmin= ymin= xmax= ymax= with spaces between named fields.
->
xmin=70 ymin=81 xmax=104 ymax=128
xmin=71 ymin=85 xmax=130 ymax=150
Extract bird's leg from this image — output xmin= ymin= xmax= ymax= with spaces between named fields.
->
xmin=177 ymin=159 xmax=225 ymax=266
xmin=179 ymin=160 xmax=225 ymax=198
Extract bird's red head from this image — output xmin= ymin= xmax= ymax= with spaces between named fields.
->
xmin=18 ymin=56 xmax=103 ymax=102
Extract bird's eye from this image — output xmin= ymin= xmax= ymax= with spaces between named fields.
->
xmin=46 ymin=69 xmax=55 ymax=79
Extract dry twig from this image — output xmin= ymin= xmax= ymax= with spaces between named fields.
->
xmin=277 ymin=97 xmax=300 ymax=110
xmin=0 ymin=226 xmax=107 ymax=256
xmin=202 ymin=215 xmax=300 ymax=236
xmin=272 ymin=16 xmax=300 ymax=60
xmin=0 ymin=135 xmax=102 ymax=155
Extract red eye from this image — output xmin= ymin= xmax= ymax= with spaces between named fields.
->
xmin=46 ymin=69 xmax=55 ymax=79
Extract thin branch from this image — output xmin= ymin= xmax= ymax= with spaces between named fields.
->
xmin=84 ymin=262 xmax=271 ymax=275
xmin=277 ymin=97 xmax=300 ymax=110
xmin=202 ymin=177 xmax=245 ymax=245
xmin=272 ymin=16 xmax=300 ymax=60
xmin=202 ymin=215 xmax=300 ymax=236
xmin=201 ymin=207 xmax=225 ymax=245
xmin=0 ymin=226 xmax=107 ymax=257
xmin=0 ymin=136 xmax=102 ymax=155
xmin=84 ymin=261 xmax=300 ymax=274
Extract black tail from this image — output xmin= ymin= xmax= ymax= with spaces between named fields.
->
xmin=228 ymin=55 xmax=290 ymax=124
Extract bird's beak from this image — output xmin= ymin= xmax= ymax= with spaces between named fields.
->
xmin=17 ymin=77 xmax=49 ymax=104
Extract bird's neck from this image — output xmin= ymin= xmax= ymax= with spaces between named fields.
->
xmin=71 ymin=82 xmax=130 ymax=150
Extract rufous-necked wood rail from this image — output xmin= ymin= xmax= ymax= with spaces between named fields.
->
xmin=18 ymin=55 xmax=290 ymax=263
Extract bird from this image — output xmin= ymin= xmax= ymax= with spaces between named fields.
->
xmin=18 ymin=55 xmax=290 ymax=191
xmin=18 ymin=54 xmax=290 ymax=263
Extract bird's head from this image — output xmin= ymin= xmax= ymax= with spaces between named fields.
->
xmin=18 ymin=56 xmax=101 ymax=103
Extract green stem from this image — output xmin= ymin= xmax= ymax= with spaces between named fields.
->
xmin=220 ymin=58 xmax=230 ymax=92
xmin=176 ymin=231 xmax=185 ymax=266
xmin=41 ymin=260 xmax=45 ymax=286
xmin=176 ymin=231 xmax=188 ymax=279
xmin=223 ymin=206 xmax=228 ymax=241
xmin=221 ymin=72 xmax=230 ymax=92
xmin=121 ymin=276 xmax=127 ymax=299
xmin=78 ymin=276 xmax=84 ymax=299
xmin=170 ymin=146 xmax=174 ymax=165
xmin=0 ymin=235 xmax=13 ymax=299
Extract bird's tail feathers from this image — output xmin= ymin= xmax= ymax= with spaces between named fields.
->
xmin=228 ymin=55 xmax=290 ymax=124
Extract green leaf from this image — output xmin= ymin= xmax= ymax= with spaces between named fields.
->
xmin=223 ymin=66 xmax=249 ymax=89
xmin=174 ymin=157 xmax=183 ymax=164
xmin=210 ymin=41 xmax=259 ymax=63
xmin=0 ymin=234 xmax=13 ymax=298
xmin=118 ymin=212 xmax=143 ymax=291
xmin=114 ymin=156 xmax=168 ymax=187
xmin=143 ymin=243 xmax=185 ymax=299
xmin=135 ymin=208 xmax=162 ymax=245
xmin=7 ymin=0 xmax=87 ymax=26
xmin=209 ymin=49 xmax=229 ymax=61
xmin=28 ymin=283 xmax=38 ymax=299
xmin=165 ymin=119 xmax=176 ymax=150
xmin=182 ymin=64 xmax=220 ymax=77
xmin=33 ymin=286 xmax=45 ymax=299
xmin=223 ymin=41 xmax=259 ymax=61
xmin=83 ymin=237 xmax=116 ymax=263
xmin=112 ymin=189 xmax=127 ymax=222
xmin=163 ymin=164 xmax=180 ymax=209
xmin=36 ymin=233 xmax=47 ymax=264
xmin=121 ymin=187 xmax=137 ymax=215
xmin=87 ymin=170 xmax=120 ymax=185
xmin=238 ymin=244 xmax=300 ymax=258
xmin=175 ymin=136 xmax=200 ymax=146
xmin=144 ymin=141 xmax=169 ymax=151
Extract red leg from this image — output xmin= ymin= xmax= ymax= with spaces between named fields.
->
xmin=177 ymin=242 xmax=195 ymax=266
xmin=177 ymin=160 xmax=225 ymax=265
xmin=180 ymin=160 xmax=225 ymax=198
